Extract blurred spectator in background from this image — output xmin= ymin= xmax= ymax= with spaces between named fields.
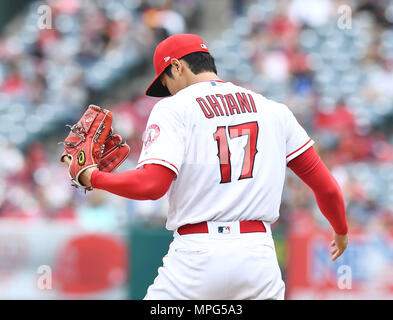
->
xmin=232 ymin=0 xmax=246 ymax=17
xmin=0 ymin=0 xmax=392 ymax=240
xmin=211 ymin=0 xmax=393 ymax=236
xmin=0 ymin=0 xmax=202 ymax=226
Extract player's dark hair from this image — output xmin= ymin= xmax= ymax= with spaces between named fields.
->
xmin=163 ymin=52 xmax=217 ymax=78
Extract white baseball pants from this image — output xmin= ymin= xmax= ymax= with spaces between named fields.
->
xmin=144 ymin=221 xmax=285 ymax=300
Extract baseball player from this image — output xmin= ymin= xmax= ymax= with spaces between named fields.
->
xmin=69 ymin=34 xmax=348 ymax=300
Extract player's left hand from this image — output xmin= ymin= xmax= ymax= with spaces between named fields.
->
xmin=62 ymin=156 xmax=97 ymax=188
xmin=330 ymin=232 xmax=348 ymax=261
xmin=61 ymin=125 xmax=130 ymax=189
xmin=60 ymin=105 xmax=113 ymax=191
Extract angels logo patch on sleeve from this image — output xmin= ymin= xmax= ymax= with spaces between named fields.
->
xmin=142 ymin=124 xmax=160 ymax=149
xmin=136 ymin=101 xmax=185 ymax=178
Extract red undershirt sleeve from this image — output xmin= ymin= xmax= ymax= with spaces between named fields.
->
xmin=91 ymin=164 xmax=176 ymax=200
xmin=287 ymin=147 xmax=348 ymax=235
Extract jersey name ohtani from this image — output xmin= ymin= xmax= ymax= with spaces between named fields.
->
xmin=196 ymin=92 xmax=257 ymax=119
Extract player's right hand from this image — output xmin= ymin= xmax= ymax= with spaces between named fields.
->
xmin=330 ymin=232 xmax=348 ymax=261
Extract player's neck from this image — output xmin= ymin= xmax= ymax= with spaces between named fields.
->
xmin=187 ymin=72 xmax=222 ymax=86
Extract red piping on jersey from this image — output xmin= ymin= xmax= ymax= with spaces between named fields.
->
xmin=137 ymin=158 xmax=179 ymax=174
xmin=286 ymin=138 xmax=312 ymax=158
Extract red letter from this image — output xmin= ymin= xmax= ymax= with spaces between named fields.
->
xmin=225 ymin=94 xmax=240 ymax=115
xmin=215 ymin=94 xmax=229 ymax=116
xmin=206 ymin=95 xmax=224 ymax=116
xmin=247 ymin=94 xmax=257 ymax=112
xmin=236 ymin=92 xmax=252 ymax=113
xmin=196 ymin=97 xmax=214 ymax=119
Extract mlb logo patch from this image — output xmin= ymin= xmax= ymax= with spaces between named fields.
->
xmin=164 ymin=56 xmax=170 ymax=62
xmin=218 ymin=226 xmax=231 ymax=234
xmin=200 ymin=43 xmax=207 ymax=49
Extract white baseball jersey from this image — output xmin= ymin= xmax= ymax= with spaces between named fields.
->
xmin=137 ymin=80 xmax=314 ymax=231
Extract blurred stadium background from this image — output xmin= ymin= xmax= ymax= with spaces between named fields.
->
xmin=0 ymin=0 xmax=392 ymax=299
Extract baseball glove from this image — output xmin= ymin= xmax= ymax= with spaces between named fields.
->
xmin=98 ymin=128 xmax=131 ymax=172
xmin=60 ymin=105 xmax=113 ymax=190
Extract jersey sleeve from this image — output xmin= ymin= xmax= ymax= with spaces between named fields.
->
xmin=284 ymin=106 xmax=314 ymax=163
xmin=136 ymin=102 xmax=185 ymax=176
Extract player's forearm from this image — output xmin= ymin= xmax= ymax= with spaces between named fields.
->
xmin=91 ymin=164 xmax=175 ymax=200
xmin=288 ymin=147 xmax=348 ymax=235
xmin=311 ymin=174 xmax=348 ymax=235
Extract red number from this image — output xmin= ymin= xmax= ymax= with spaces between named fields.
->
xmin=213 ymin=126 xmax=231 ymax=183
xmin=229 ymin=121 xmax=259 ymax=180
xmin=213 ymin=121 xmax=259 ymax=183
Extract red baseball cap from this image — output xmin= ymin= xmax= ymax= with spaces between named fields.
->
xmin=145 ymin=33 xmax=210 ymax=97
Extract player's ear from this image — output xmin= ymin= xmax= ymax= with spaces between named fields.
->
xmin=170 ymin=59 xmax=182 ymax=76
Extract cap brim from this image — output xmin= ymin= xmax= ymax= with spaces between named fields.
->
xmin=145 ymin=73 xmax=171 ymax=97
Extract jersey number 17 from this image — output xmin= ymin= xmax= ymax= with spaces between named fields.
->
xmin=213 ymin=121 xmax=259 ymax=184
